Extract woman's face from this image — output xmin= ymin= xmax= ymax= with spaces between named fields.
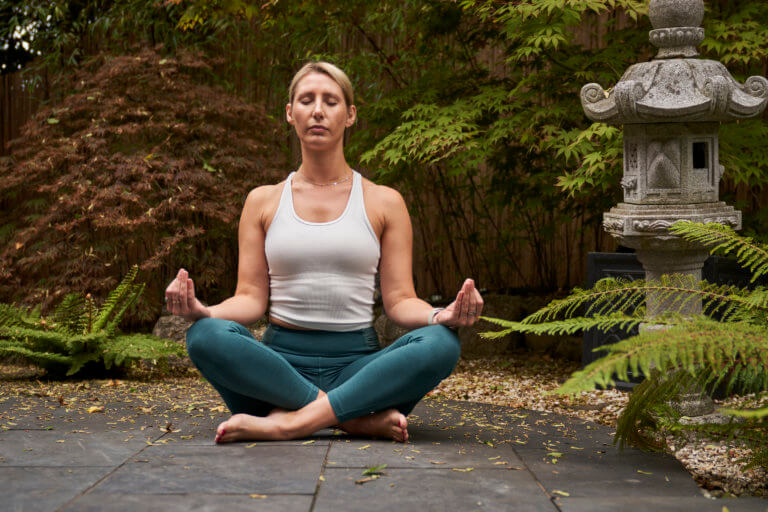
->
xmin=286 ymin=72 xmax=356 ymax=151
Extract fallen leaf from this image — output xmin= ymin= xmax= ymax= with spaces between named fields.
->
xmin=358 ymin=444 xmax=371 ymax=450
xmin=302 ymin=440 xmax=316 ymax=445
xmin=430 ymin=460 xmax=446 ymax=465
xmin=637 ymin=470 xmax=653 ymax=475
xmin=452 ymin=467 xmax=474 ymax=472
xmin=249 ymin=494 xmax=267 ymax=499
xmin=362 ymin=464 xmax=387 ymax=476
xmin=552 ymin=490 xmax=570 ymax=497
xmin=492 ymin=461 xmax=509 ymax=465
xmin=318 ymin=475 xmax=325 ymax=481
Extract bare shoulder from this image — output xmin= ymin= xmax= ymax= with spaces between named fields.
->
xmin=245 ymin=181 xmax=284 ymax=206
xmin=361 ymin=177 xmax=408 ymax=214
xmin=242 ymin=180 xmax=287 ymax=228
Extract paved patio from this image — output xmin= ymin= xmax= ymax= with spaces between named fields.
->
xmin=1 ymin=396 xmax=766 ymax=511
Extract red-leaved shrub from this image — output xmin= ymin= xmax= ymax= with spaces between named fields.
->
xmin=0 ymin=47 xmax=288 ymax=327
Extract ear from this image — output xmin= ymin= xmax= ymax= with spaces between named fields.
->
xmin=286 ymin=103 xmax=294 ymax=125
xmin=345 ymin=104 xmax=357 ymax=127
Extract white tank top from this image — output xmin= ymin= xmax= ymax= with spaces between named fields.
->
xmin=264 ymin=171 xmax=381 ymax=331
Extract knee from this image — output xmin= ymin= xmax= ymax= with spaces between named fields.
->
xmin=420 ymin=325 xmax=461 ymax=374
xmin=185 ymin=317 xmax=228 ymax=363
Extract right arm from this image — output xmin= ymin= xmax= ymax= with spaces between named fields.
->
xmin=165 ymin=186 xmax=273 ymax=325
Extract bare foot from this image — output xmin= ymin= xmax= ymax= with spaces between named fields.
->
xmin=339 ymin=409 xmax=409 ymax=442
xmin=215 ymin=409 xmax=291 ymax=443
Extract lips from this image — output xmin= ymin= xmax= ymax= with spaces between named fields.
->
xmin=308 ymin=125 xmax=327 ymax=132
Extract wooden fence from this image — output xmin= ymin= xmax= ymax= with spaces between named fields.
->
xmin=0 ymin=70 xmax=50 ymax=156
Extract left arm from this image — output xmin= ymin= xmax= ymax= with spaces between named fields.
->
xmin=374 ymin=185 xmax=483 ymax=328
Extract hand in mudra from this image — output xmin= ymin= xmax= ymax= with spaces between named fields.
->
xmin=165 ymin=268 xmax=210 ymax=321
xmin=434 ymin=278 xmax=484 ymax=328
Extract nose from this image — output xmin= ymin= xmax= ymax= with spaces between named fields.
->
xmin=311 ymin=99 xmax=324 ymax=118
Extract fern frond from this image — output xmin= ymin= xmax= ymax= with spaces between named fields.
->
xmin=614 ymin=370 xmax=703 ymax=451
xmin=0 ymin=268 xmax=174 ymax=377
xmin=0 ymin=325 xmax=73 ymax=352
xmin=51 ymin=293 xmax=87 ymax=334
xmin=104 ymin=334 xmax=184 ymax=369
xmin=66 ymin=352 xmax=102 ymax=376
xmin=103 ymin=283 xmax=145 ymax=337
xmin=670 ymin=221 xmax=768 ymax=282
xmin=521 ymin=276 xmax=766 ymax=326
xmin=480 ymin=313 xmax=665 ymax=339
xmin=555 ymin=318 xmax=768 ymax=396
xmin=720 ymin=406 xmax=768 ymax=419
xmin=522 ymin=277 xmax=642 ymax=324
xmin=93 ymin=265 xmax=140 ymax=333
xmin=0 ymin=303 xmax=43 ymax=330
xmin=0 ymin=344 xmax=72 ymax=367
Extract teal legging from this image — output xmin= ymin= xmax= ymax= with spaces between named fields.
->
xmin=185 ymin=318 xmax=460 ymax=423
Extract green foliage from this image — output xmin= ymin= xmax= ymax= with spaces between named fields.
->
xmin=480 ymin=222 xmax=768 ymax=469
xmin=4 ymin=0 xmax=767 ymax=300
xmin=1 ymin=1 xmax=203 ymax=75
xmin=0 ymin=266 xmax=183 ymax=377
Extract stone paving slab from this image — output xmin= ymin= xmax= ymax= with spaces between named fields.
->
xmin=0 ymin=430 xmax=149 ymax=466
xmin=314 ymin=467 xmax=556 ymax=512
xmin=0 ymin=467 xmax=111 ymax=512
xmin=90 ymin=444 xmax=327 ymax=495
xmin=59 ymin=493 xmax=315 ymax=512
xmin=521 ymin=450 xmax=702 ymax=498
xmin=2 ymin=396 xmax=766 ymax=511
xmin=326 ymin=429 xmax=523 ymax=469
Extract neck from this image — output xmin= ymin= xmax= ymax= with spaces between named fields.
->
xmin=298 ymin=144 xmax=351 ymax=181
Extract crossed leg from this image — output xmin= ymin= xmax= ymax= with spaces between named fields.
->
xmin=186 ymin=319 xmax=458 ymax=444
xmin=214 ymin=390 xmax=408 ymax=443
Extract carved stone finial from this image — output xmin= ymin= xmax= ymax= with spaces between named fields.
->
xmin=648 ymin=0 xmax=705 ymax=59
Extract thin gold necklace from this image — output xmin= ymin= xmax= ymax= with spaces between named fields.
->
xmin=296 ymin=171 xmax=352 ymax=187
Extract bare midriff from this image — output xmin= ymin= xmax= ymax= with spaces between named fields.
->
xmin=268 ymin=315 xmax=314 ymax=330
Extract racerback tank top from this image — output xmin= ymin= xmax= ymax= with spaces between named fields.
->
xmin=264 ymin=171 xmax=381 ymax=331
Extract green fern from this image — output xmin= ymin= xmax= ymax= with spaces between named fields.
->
xmin=0 ymin=265 xmax=183 ymax=377
xmin=669 ymin=221 xmax=768 ymax=282
xmin=480 ymin=222 xmax=768 ymax=469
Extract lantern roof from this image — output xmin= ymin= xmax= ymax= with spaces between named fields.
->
xmin=581 ymin=0 xmax=767 ymax=125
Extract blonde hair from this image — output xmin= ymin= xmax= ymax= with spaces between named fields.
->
xmin=288 ymin=61 xmax=354 ymax=107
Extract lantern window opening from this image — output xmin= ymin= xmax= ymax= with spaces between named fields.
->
xmin=692 ymin=140 xmax=709 ymax=170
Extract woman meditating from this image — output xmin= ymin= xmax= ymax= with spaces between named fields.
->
xmin=164 ymin=61 xmax=483 ymax=443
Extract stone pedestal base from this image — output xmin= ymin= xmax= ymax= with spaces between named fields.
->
xmin=636 ymin=248 xmax=709 ymax=317
xmin=639 ymin=323 xmax=715 ymax=417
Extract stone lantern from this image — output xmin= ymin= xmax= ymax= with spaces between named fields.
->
xmin=580 ymin=0 xmax=768 ymax=316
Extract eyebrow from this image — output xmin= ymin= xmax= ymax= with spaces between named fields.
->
xmin=297 ymin=91 xmax=341 ymax=100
